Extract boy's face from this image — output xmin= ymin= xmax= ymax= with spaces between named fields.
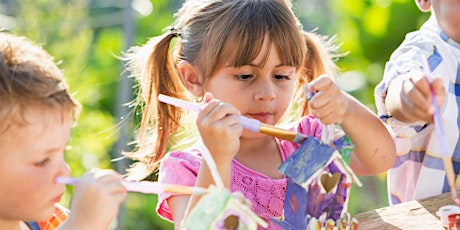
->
xmin=0 ymin=106 xmax=72 ymax=222
xmin=421 ymin=0 xmax=460 ymax=43
xmin=433 ymin=0 xmax=460 ymax=43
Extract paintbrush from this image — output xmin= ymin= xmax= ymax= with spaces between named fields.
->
xmin=421 ymin=55 xmax=459 ymax=205
xmin=55 ymin=177 xmax=208 ymax=195
xmin=158 ymin=94 xmax=308 ymax=144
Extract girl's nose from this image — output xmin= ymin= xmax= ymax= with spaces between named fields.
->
xmin=254 ymin=78 xmax=276 ymax=101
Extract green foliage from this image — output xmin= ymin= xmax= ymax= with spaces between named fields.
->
xmin=121 ymin=194 xmax=173 ymax=230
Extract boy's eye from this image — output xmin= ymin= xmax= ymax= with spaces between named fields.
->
xmin=274 ymin=75 xmax=291 ymax=80
xmin=235 ymin=74 xmax=253 ymax=80
xmin=34 ymin=158 xmax=50 ymax=167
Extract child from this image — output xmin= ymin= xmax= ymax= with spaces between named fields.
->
xmin=0 ymin=32 xmax=127 ymax=229
xmin=374 ymin=0 xmax=460 ymax=205
xmin=124 ymin=0 xmax=396 ymax=228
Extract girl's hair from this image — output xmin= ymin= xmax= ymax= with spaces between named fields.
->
xmin=124 ymin=0 xmax=339 ymax=180
xmin=0 ymin=32 xmax=80 ymax=133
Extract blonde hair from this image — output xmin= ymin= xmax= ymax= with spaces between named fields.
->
xmin=124 ymin=0 xmax=339 ymax=180
xmin=0 ymin=32 xmax=80 ymax=133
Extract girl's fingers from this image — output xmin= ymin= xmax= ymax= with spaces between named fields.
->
xmin=203 ymin=92 xmax=214 ymax=103
xmin=307 ymin=74 xmax=332 ymax=92
xmin=199 ymin=101 xmax=239 ymax=129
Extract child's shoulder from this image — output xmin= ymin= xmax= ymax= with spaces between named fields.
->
xmin=158 ymin=148 xmax=203 ymax=187
xmin=399 ymin=16 xmax=447 ymax=50
xmin=164 ymin=147 xmax=203 ymax=161
xmin=159 ymin=148 xmax=202 ymax=172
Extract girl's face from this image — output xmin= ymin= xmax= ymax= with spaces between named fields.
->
xmin=431 ymin=0 xmax=460 ymax=43
xmin=0 ymin=106 xmax=71 ymax=224
xmin=205 ymin=39 xmax=296 ymax=130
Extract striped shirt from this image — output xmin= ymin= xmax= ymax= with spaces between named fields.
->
xmin=26 ymin=204 xmax=69 ymax=230
xmin=375 ymin=15 xmax=460 ymax=204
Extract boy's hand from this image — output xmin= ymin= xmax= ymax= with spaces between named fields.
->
xmin=305 ymin=74 xmax=350 ymax=125
xmin=62 ymin=169 xmax=127 ymax=230
xmin=386 ymin=72 xmax=445 ymax=123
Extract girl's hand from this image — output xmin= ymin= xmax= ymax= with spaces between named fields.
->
xmin=196 ymin=92 xmax=243 ymax=165
xmin=306 ymin=75 xmax=397 ymax=175
xmin=62 ymin=169 xmax=127 ymax=230
xmin=305 ymin=75 xmax=350 ymax=125
xmin=386 ymin=73 xmax=445 ymax=123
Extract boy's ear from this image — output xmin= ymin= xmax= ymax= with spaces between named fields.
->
xmin=415 ymin=0 xmax=431 ymax=12
xmin=178 ymin=61 xmax=203 ymax=96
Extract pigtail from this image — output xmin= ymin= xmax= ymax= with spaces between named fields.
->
xmin=124 ymin=31 xmax=186 ymax=181
xmin=297 ymin=31 xmax=341 ymax=116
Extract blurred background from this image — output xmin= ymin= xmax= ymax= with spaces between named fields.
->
xmin=0 ymin=0 xmax=428 ymax=229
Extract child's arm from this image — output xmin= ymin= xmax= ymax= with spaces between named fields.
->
xmin=385 ymin=71 xmax=445 ymax=123
xmin=307 ymin=75 xmax=396 ymax=176
xmin=168 ymin=161 xmax=227 ymax=230
xmin=168 ymin=195 xmax=191 ymax=230
xmin=168 ymin=93 xmax=241 ymax=225
xmin=58 ymin=169 xmax=127 ymax=230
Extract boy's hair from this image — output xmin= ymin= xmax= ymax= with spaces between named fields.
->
xmin=124 ymin=0 xmax=339 ymax=180
xmin=0 ymin=32 xmax=80 ymax=133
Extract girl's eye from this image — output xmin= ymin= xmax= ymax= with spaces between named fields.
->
xmin=34 ymin=158 xmax=50 ymax=167
xmin=235 ymin=74 xmax=253 ymax=80
xmin=274 ymin=75 xmax=291 ymax=80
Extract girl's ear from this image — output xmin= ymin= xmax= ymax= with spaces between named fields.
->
xmin=178 ymin=61 xmax=203 ymax=96
xmin=415 ymin=0 xmax=431 ymax=12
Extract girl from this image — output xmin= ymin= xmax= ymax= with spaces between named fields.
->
xmin=124 ymin=0 xmax=396 ymax=229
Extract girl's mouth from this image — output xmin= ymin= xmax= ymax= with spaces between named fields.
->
xmin=247 ymin=113 xmax=272 ymax=123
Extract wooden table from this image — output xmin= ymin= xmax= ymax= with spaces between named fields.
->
xmin=355 ymin=191 xmax=459 ymax=229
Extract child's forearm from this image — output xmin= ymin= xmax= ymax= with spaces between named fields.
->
xmin=341 ymin=94 xmax=396 ymax=175
xmin=385 ymin=75 xmax=414 ymax=122
xmin=183 ymin=161 xmax=231 ymax=218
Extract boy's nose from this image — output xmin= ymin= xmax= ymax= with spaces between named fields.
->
xmin=57 ymin=161 xmax=72 ymax=178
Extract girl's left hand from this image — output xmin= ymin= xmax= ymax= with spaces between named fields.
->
xmin=305 ymin=74 xmax=349 ymax=125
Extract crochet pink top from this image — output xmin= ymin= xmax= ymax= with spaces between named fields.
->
xmin=157 ymin=115 xmax=324 ymax=229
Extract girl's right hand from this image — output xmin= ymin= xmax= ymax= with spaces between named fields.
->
xmin=62 ymin=169 xmax=127 ymax=230
xmin=196 ymin=92 xmax=243 ymax=165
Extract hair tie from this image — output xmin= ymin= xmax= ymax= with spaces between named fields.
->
xmin=169 ymin=27 xmax=180 ymax=38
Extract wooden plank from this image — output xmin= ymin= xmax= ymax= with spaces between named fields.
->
xmin=355 ymin=191 xmax=458 ymax=229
